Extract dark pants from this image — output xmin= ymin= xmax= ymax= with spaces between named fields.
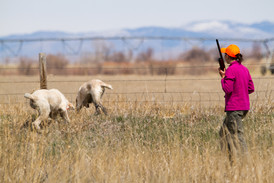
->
xmin=219 ymin=110 xmax=248 ymax=162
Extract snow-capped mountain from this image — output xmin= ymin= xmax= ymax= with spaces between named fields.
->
xmin=182 ymin=20 xmax=273 ymax=39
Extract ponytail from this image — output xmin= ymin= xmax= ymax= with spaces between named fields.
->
xmin=227 ymin=53 xmax=244 ymax=63
xmin=235 ymin=53 xmax=243 ymax=63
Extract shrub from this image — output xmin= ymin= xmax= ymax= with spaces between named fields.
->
xmin=17 ymin=57 xmax=38 ymax=75
xmin=46 ymin=54 xmax=69 ymax=75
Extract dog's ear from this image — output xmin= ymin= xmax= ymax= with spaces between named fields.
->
xmin=67 ymin=102 xmax=75 ymax=110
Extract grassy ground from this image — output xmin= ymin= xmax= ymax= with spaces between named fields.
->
xmin=0 ymin=73 xmax=273 ymax=182
xmin=0 ymin=102 xmax=273 ymax=183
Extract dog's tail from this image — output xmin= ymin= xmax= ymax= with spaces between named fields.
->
xmin=24 ymin=93 xmax=35 ymax=100
xmin=101 ymin=82 xmax=113 ymax=90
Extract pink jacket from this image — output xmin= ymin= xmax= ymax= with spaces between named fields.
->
xmin=221 ymin=61 xmax=254 ymax=111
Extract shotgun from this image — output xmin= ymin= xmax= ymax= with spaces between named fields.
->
xmin=216 ymin=39 xmax=225 ymax=71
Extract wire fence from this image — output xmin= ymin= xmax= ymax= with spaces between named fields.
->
xmin=0 ymin=36 xmax=273 ymax=109
xmin=0 ymin=75 xmax=273 ymax=106
xmin=0 ymin=62 xmax=268 ymax=76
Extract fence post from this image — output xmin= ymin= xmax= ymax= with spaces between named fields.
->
xmin=39 ymin=53 xmax=47 ymax=89
xmin=164 ymin=67 xmax=167 ymax=93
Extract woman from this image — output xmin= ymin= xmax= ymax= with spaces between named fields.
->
xmin=218 ymin=44 xmax=255 ymax=162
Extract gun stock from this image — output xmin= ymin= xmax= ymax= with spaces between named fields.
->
xmin=216 ymin=39 xmax=225 ymax=71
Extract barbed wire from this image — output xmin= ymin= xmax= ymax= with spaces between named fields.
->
xmin=0 ymin=98 xmax=272 ymax=105
xmin=1 ymin=89 xmax=272 ymax=105
xmin=0 ymin=63 xmax=266 ymax=70
xmin=0 ymin=90 xmax=271 ymax=96
xmin=0 ymin=76 xmax=273 ymax=84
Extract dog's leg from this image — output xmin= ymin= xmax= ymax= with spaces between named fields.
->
xmin=60 ymin=110 xmax=70 ymax=124
xmin=94 ymin=103 xmax=107 ymax=115
xmin=94 ymin=103 xmax=101 ymax=115
xmin=49 ymin=110 xmax=58 ymax=120
xmin=33 ymin=113 xmax=49 ymax=130
xmin=100 ymin=103 xmax=108 ymax=115
xmin=33 ymin=101 xmax=50 ymax=131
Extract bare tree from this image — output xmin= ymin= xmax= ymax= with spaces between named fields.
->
xmin=46 ymin=54 xmax=69 ymax=75
xmin=93 ymin=40 xmax=114 ymax=62
xmin=250 ymin=42 xmax=263 ymax=60
xmin=179 ymin=47 xmax=210 ymax=62
xmin=136 ymin=48 xmax=154 ymax=62
xmin=110 ymin=52 xmax=126 ymax=62
xmin=17 ymin=57 xmax=37 ymax=75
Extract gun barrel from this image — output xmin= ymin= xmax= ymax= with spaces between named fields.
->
xmin=216 ymin=39 xmax=225 ymax=71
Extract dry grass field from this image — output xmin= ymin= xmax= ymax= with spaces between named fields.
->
xmin=0 ymin=72 xmax=273 ymax=182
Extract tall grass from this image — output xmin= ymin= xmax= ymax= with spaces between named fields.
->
xmin=0 ymin=102 xmax=273 ymax=183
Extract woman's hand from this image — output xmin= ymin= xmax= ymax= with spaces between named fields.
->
xmin=218 ymin=68 xmax=226 ymax=78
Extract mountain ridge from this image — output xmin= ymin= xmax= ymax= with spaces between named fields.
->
xmin=1 ymin=20 xmax=274 ymax=39
xmin=1 ymin=20 xmax=273 ymax=60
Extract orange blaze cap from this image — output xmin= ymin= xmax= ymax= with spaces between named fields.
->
xmin=221 ymin=44 xmax=240 ymax=58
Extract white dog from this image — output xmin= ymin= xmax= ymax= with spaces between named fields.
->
xmin=76 ymin=79 xmax=113 ymax=115
xmin=24 ymin=89 xmax=74 ymax=130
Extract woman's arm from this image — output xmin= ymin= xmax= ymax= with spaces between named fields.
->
xmin=248 ymin=75 xmax=255 ymax=94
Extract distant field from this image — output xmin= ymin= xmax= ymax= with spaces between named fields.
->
xmin=0 ymin=73 xmax=273 ymax=106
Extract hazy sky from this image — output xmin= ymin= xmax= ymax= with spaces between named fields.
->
xmin=1 ymin=0 xmax=274 ymax=36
